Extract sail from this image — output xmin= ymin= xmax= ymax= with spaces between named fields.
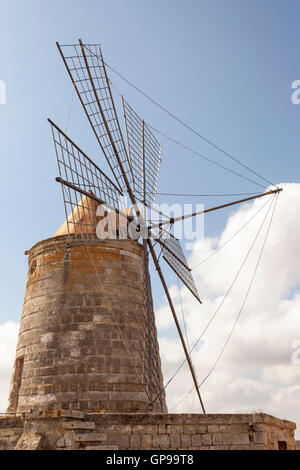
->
xmin=122 ymin=98 xmax=161 ymax=207
xmin=57 ymin=41 xmax=133 ymax=192
xmin=161 ymin=232 xmax=202 ymax=303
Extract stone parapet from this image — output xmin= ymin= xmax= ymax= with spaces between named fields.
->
xmin=0 ymin=412 xmax=296 ymax=450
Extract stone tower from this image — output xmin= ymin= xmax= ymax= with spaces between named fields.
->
xmin=7 ymin=225 xmax=167 ymax=414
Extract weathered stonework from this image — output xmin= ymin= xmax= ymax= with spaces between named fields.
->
xmin=7 ymin=235 xmax=166 ymax=414
xmin=0 ymin=412 xmax=296 ymax=450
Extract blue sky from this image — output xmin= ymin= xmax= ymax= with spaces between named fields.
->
xmin=0 ymin=0 xmax=300 ymax=323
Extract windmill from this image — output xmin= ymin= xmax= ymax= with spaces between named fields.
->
xmin=48 ymin=40 xmax=281 ymax=414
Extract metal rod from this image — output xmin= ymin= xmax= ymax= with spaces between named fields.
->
xmin=55 ymin=177 xmax=132 ymax=221
xmin=99 ymin=46 xmax=132 ymax=181
xmin=142 ymin=119 xmax=146 ymax=216
xmin=147 ymin=238 xmax=206 ymax=413
xmin=121 ymin=95 xmax=136 ymax=190
xmin=149 ymin=188 xmax=283 ymax=230
xmin=142 ymin=118 xmax=153 ymax=404
xmin=143 ymin=242 xmax=153 ymax=405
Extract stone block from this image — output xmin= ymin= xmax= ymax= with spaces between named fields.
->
xmin=207 ymin=425 xmax=219 ymax=433
xmin=63 ymin=421 xmax=95 ymax=430
xmin=15 ymin=433 xmax=42 ymax=450
xmin=158 ymin=424 xmax=167 ymax=434
xmin=201 ymin=433 xmax=212 ymax=446
xmin=112 ymin=425 xmax=132 ymax=435
xmin=195 ymin=424 xmax=207 ymax=433
xmin=231 ymin=432 xmax=250 ymax=445
xmin=107 ymin=434 xmax=129 ymax=449
xmin=0 ymin=429 xmax=21 ymax=437
xmin=183 ymin=425 xmax=195 ymax=434
xmin=56 ymin=437 xmax=66 ymax=448
xmin=222 ymin=433 xmax=233 ymax=445
xmin=167 ymin=424 xmax=183 ymax=434
xmin=230 ymin=424 xmax=249 ymax=433
xmin=253 ymin=431 xmax=265 ymax=444
xmin=219 ymin=425 xmax=230 ymax=433
xmin=85 ymin=445 xmax=119 ymax=450
xmin=133 ymin=424 xmax=157 ymax=434
xmin=129 ymin=435 xmax=141 ymax=448
xmin=230 ymin=444 xmax=250 ymax=450
xmin=212 ymin=433 xmax=223 ymax=445
xmin=75 ymin=433 xmax=106 ymax=442
xmin=140 ymin=434 xmax=152 ymax=449
xmin=153 ymin=434 xmax=170 ymax=449
xmin=191 ymin=434 xmax=202 ymax=447
xmin=170 ymin=434 xmax=181 ymax=448
xmin=180 ymin=434 xmax=191 ymax=448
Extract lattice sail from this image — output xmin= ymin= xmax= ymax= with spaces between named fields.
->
xmin=122 ymin=98 xmax=161 ymax=207
xmin=161 ymin=233 xmax=202 ymax=303
xmin=57 ymin=41 xmax=133 ymax=192
xmin=49 ymin=119 xmax=125 ymax=241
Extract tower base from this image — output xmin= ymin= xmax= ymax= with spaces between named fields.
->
xmin=0 ymin=411 xmax=296 ymax=450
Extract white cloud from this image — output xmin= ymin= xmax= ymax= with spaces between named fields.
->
xmin=0 ymin=322 xmax=18 ymax=413
xmin=157 ymin=183 xmax=300 ymax=438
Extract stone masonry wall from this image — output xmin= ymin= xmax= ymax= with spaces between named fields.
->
xmin=0 ymin=411 xmax=296 ymax=450
xmin=0 ymin=416 xmax=23 ymax=451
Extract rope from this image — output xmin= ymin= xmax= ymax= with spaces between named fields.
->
xmin=153 ymin=194 xmax=275 ymax=402
xmin=144 ymin=191 xmax=262 ymax=198
xmin=198 ymin=193 xmax=279 ymax=388
xmin=111 ymin=72 xmax=267 ymax=191
xmin=169 ymin=388 xmax=195 ymax=413
xmin=191 ymin=195 xmax=273 ymax=270
xmin=65 ymin=88 xmax=75 ymax=132
xmin=83 ymin=44 xmax=277 ymax=190
xmin=169 ymin=193 xmax=278 ymax=410
xmin=148 ymin=125 xmax=267 ymax=190
xmin=177 ymin=276 xmax=191 ymax=353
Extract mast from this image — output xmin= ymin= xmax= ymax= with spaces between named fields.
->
xmin=150 ymin=188 xmax=282 ymax=230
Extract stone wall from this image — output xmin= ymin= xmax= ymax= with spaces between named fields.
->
xmin=0 ymin=416 xmax=23 ymax=450
xmin=0 ymin=411 xmax=296 ymax=450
